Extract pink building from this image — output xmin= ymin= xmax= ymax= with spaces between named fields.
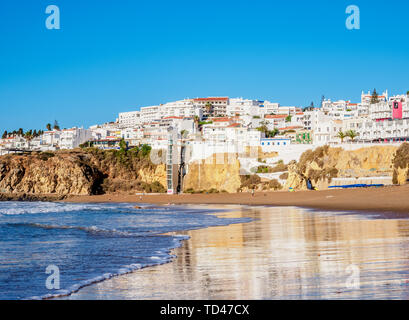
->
xmin=392 ymin=101 xmax=403 ymax=120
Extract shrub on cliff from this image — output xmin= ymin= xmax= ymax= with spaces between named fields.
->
xmin=240 ymin=175 xmax=261 ymax=190
xmin=298 ymin=145 xmax=330 ymax=172
xmin=82 ymin=146 xmax=154 ymax=179
xmin=38 ymin=152 xmax=55 ymax=161
xmin=392 ymin=143 xmax=409 ymax=184
xmin=256 ymin=162 xmax=288 ymax=174
xmin=268 ymin=179 xmax=282 ymax=190
xmin=101 ymin=179 xmax=166 ymax=194
xmin=296 ymin=145 xmax=338 ymax=183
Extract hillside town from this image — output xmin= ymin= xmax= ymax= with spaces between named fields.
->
xmin=1 ymin=89 xmax=408 ymax=157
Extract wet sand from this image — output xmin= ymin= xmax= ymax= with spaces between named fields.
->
xmin=65 ymin=184 xmax=409 ymax=214
xmin=63 ymin=205 xmax=409 ymax=300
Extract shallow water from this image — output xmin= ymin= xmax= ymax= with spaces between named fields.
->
xmin=64 ymin=206 xmax=409 ymax=300
xmin=0 ymin=202 xmax=250 ymax=300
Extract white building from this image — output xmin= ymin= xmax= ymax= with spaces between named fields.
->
xmin=313 ymin=120 xmax=343 ymax=145
xmin=58 ymin=128 xmax=93 ymax=150
xmin=193 ymin=97 xmax=229 ymax=118
xmin=227 ymin=98 xmax=263 ymax=117
xmin=118 ymin=111 xmax=141 ymax=128
xmin=140 ymin=105 xmax=160 ymax=123
xmin=261 ymin=101 xmax=280 ymax=116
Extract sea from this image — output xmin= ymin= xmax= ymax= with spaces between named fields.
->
xmin=0 ymin=201 xmax=251 ymax=300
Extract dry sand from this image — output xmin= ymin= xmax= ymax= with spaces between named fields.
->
xmin=65 ymin=184 xmax=409 ymax=214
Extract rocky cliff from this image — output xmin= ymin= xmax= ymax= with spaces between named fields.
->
xmin=0 ymin=148 xmax=166 ymax=197
xmin=284 ymin=145 xmax=398 ymax=190
xmin=183 ymin=153 xmax=242 ymax=193
xmin=392 ymin=143 xmax=409 ymax=185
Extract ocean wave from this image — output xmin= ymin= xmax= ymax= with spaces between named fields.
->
xmin=7 ymin=222 xmax=141 ymax=237
xmin=0 ymin=202 xmax=137 ymax=216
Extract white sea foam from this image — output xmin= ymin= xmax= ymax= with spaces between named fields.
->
xmin=0 ymin=202 xmax=134 ymax=216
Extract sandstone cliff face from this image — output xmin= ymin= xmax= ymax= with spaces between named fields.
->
xmin=184 ymin=153 xmax=242 ymax=193
xmin=0 ymin=149 xmax=166 ymax=196
xmin=244 ymin=146 xmax=278 ymax=159
xmin=392 ymin=143 xmax=409 ymax=185
xmin=284 ymin=161 xmax=307 ymax=190
xmin=284 ymin=145 xmax=398 ymax=190
xmin=0 ymin=153 xmax=103 ymax=195
xmin=138 ymin=164 xmax=167 ymax=188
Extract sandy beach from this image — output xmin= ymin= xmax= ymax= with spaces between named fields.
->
xmin=62 ymin=205 xmax=409 ymax=299
xmin=65 ymin=184 xmax=409 ymax=214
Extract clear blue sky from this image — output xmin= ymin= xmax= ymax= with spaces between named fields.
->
xmin=0 ymin=0 xmax=408 ymax=132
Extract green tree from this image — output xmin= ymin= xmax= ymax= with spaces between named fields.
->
xmin=256 ymin=121 xmax=269 ymax=137
xmin=180 ymin=130 xmax=189 ymax=139
xmin=119 ymin=138 xmax=127 ymax=152
xmin=205 ymin=102 xmax=213 ymax=115
xmin=193 ymin=115 xmax=200 ymax=129
xmin=140 ymin=144 xmax=151 ymax=157
xmin=285 ymin=115 xmax=292 ymax=123
xmin=46 ymin=123 xmax=52 ymax=131
xmin=24 ymin=130 xmax=33 ymax=141
xmin=2 ymin=131 xmax=7 ymax=139
xmin=268 ymin=128 xmax=280 ymax=138
xmin=370 ymin=89 xmax=380 ymax=104
xmin=337 ymin=131 xmax=346 ymax=143
xmin=346 ymin=130 xmax=358 ymax=142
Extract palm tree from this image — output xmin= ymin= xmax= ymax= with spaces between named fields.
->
xmin=346 ymin=130 xmax=358 ymax=142
xmin=180 ymin=130 xmax=188 ymax=139
xmin=337 ymin=131 xmax=346 ymax=143
xmin=204 ymin=102 xmax=213 ymax=117
xmin=193 ymin=116 xmax=200 ymax=133
xmin=24 ymin=130 xmax=33 ymax=141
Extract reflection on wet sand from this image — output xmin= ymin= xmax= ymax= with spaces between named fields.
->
xmin=64 ymin=206 xmax=409 ymax=300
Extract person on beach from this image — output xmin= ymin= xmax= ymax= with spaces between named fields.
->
xmin=252 ymin=189 xmax=255 ymax=197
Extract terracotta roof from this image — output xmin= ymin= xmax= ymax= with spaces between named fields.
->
xmin=278 ymin=126 xmax=304 ymax=130
xmin=162 ymin=116 xmax=183 ymax=120
xmin=226 ymin=123 xmax=241 ymax=128
xmin=212 ymin=117 xmax=232 ymax=122
xmin=193 ymin=97 xmax=229 ymax=102
xmin=265 ymin=115 xmax=287 ymax=119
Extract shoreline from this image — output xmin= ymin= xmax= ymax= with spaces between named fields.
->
xmin=64 ymin=184 xmax=409 ymax=214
